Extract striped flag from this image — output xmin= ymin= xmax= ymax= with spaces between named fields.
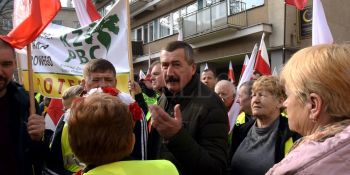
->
xmin=285 ymin=0 xmax=308 ymax=10
xmin=228 ymin=61 xmax=235 ymax=83
xmin=72 ymin=0 xmax=101 ymax=27
xmin=312 ymin=0 xmax=333 ymax=45
xmin=254 ymin=33 xmax=271 ymax=75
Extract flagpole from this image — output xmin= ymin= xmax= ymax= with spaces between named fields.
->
xmin=283 ymin=1 xmax=287 ymax=63
xmin=26 ymin=44 xmax=36 ymax=114
xmin=125 ymin=0 xmax=135 ymax=85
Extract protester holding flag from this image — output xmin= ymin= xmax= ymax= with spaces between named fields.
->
xmin=201 ymin=68 xmax=217 ymax=91
xmin=267 ymin=44 xmax=350 ymax=175
xmin=0 ymin=39 xmax=46 ymax=175
xmin=228 ymin=76 xmax=299 ymax=175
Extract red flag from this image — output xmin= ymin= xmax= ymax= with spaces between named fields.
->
xmin=228 ymin=61 xmax=235 ymax=83
xmin=73 ymin=0 xmax=101 ymax=26
xmin=254 ymin=33 xmax=271 ymax=75
xmin=46 ymin=99 xmax=64 ymax=126
xmin=285 ymin=0 xmax=308 ymax=10
xmin=0 ymin=0 xmax=61 ymax=49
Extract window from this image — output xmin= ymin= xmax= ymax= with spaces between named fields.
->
xmin=1 ymin=19 xmax=12 ymax=30
xmin=136 ymin=27 xmax=143 ymax=41
xmin=149 ymin=22 xmax=154 ymax=42
xmin=159 ymin=15 xmax=170 ymax=38
xmin=154 ymin=19 xmax=159 ymax=40
xmin=143 ymin=25 xmax=148 ymax=43
xmin=172 ymin=11 xmax=180 ymax=34
xmin=52 ymin=20 xmax=63 ymax=25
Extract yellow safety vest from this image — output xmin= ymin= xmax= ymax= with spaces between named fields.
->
xmin=84 ymin=160 xmax=179 ymax=175
xmin=235 ymin=112 xmax=294 ymax=156
xmin=61 ymin=123 xmax=82 ymax=172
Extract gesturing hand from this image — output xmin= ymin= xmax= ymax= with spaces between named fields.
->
xmin=149 ymin=104 xmax=182 ymax=139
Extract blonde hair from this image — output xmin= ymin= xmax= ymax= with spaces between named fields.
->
xmin=68 ymin=93 xmax=134 ymax=166
xmin=62 ymin=85 xmax=84 ymax=100
xmin=252 ymin=75 xmax=286 ymax=100
xmin=280 ymin=44 xmax=350 ymax=118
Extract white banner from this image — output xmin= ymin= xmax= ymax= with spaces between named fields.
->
xmin=18 ymin=0 xmax=131 ymax=97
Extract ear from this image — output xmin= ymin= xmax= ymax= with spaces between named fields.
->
xmin=276 ymin=96 xmax=285 ymax=109
xmin=81 ymin=79 xmax=86 ymax=90
xmin=191 ymin=63 xmax=196 ymax=75
xmin=308 ymin=93 xmax=323 ymax=122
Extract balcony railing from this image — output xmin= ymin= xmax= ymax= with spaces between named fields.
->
xmin=182 ymin=0 xmax=247 ymax=38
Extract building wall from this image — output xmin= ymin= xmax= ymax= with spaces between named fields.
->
xmin=53 ymin=7 xmax=79 ymax=28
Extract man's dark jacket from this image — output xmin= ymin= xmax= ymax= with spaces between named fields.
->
xmin=148 ymin=74 xmax=229 ymax=175
xmin=7 ymin=82 xmax=45 ymax=175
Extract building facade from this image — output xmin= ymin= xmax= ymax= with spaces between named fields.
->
xmin=90 ymin=0 xmax=350 ymax=80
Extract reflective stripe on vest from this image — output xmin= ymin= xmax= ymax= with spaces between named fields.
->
xmin=84 ymin=160 xmax=179 ymax=175
xmin=61 ymin=123 xmax=82 ymax=172
xmin=284 ymin=137 xmax=294 ymax=155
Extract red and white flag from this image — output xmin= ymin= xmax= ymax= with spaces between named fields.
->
xmin=72 ymin=0 xmax=101 ymax=27
xmin=254 ymin=33 xmax=271 ymax=75
xmin=312 ymin=0 xmax=333 ymax=45
xmin=228 ymin=44 xmax=258 ymax=133
xmin=285 ymin=0 xmax=308 ymax=10
xmin=0 ymin=0 xmax=61 ymax=49
xmin=228 ymin=61 xmax=235 ymax=83
xmin=240 ymin=55 xmax=249 ymax=79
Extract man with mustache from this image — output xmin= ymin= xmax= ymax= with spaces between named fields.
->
xmin=148 ymin=41 xmax=228 ymax=175
xmin=0 ymin=39 xmax=45 ymax=175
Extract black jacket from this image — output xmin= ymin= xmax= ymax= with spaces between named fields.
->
xmin=148 ymin=74 xmax=229 ymax=175
xmin=228 ymin=115 xmax=301 ymax=174
xmin=7 ymin=82 xmax=45 ymax=175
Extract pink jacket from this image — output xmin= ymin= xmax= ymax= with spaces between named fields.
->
xmin=266 ymin=125 xmax=350 ymax=175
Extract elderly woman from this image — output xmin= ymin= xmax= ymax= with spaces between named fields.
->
xmin=68 ymin=93 xmax=178 ymax=175
xmin=267 ymin=44 xmax=350 ymax=175
xmin=229 ymin=76 xmax=300 ymax=175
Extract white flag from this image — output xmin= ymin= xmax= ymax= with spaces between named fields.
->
xmin=18 ymin=0 xmax=131 ymax=98
xmin=312 ymin=0 xmax=333 ymax=45
xmin=228 ymin=44 xmax=258 ymax=133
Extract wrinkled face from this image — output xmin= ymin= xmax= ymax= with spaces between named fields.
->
xmin=160 ymin=48 xmax=195 ymax=93
xmin=251 ymin=89 xmax=282 ymax=118
xmin=215 ymin=84 xmax=234 ymax=108
xmin=151 ymin=64 xmax=164 ymax=90
xmin=201 ymin=71 xmax=216 ymax=90
xmin=0 ymin=47 xmax=15 ymax=96
xmin=283 ymin=86 xmax=312 ymax=135
xmin=83 ymin=71 xmax=116 ymax=91
xmin=238 ymin=86 xmax=252 ymax=114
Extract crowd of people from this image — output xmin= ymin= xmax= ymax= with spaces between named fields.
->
xmin=1 ymin=37 xmax=350 ymax=175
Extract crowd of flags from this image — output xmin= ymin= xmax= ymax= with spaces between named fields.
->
xmin=0 ymin=0 xmax=335 ymax=132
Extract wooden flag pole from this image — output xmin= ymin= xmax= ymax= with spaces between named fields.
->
xmin=125 ymin=0 xmax=135 ymax=97
xmin=26 ymin=44 xmax=36 ymax=114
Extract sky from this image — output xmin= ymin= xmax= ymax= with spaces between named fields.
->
xmin=61 ymin=0 xmax=69 ymax=7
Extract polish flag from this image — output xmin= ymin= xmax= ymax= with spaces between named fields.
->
xmin=45 ymin=99 xmax=64 ymax=132
xmin=0 ymin=0 xmax=61 ymax=49
xmin=228 ymin=61 xmax=235 ymax=83
xmin=228 ymin=44 xmax=258 ymax=132
xmin=240 ymin=55 xmax=249 ymax=79
xmin=204 ymin=63 xmax=209 ymax=70
xmin=285 ymin=0 xmax=308 ymax=10
xmin=254 ymin=33 xmax=271 ymax=75
xmin=72 ymin=0 xmax=102 ymax=27
xmin=312 ymin=0 xmax=333 ymax=45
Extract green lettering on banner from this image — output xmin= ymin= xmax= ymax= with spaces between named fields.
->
xmin=76 ymin=49 xmax=89 ymax=64
xmin=89 ymin=45 xmax=101 ymax=59
xmin=65 ymin=50 xmax=77 ymax=62
xmin=72 ymin=29 xmax=83 ymax=47
xmin=60 ymin=34 xmax=71 ymax=47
